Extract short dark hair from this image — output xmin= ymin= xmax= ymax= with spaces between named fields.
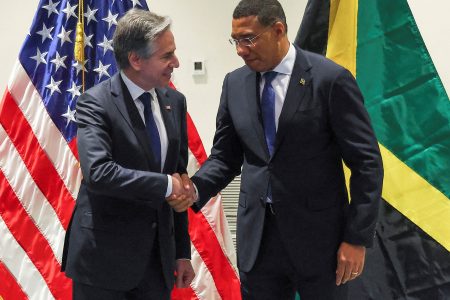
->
xmin=113 ymin=9 xmax=171 ymax=69
xmin=233 ymin=0 xmax=287 ymax=32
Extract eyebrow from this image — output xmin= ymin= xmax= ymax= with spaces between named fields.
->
xmin=231 ymin=32 xmax=254 ymax=39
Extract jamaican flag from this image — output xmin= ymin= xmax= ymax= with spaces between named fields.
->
xmin=295 ymin=0 xmax=450 ymax=298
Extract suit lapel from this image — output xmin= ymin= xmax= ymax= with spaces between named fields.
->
xmin=156 ymin=88 xmax=177 ymax=174
xmin=244 ymin=71 xmax=271 ymax=159
xmin=110 ymin=74 xmax=158 ymax=170
xmin=273 ymin=48 xmax=312 ymax=158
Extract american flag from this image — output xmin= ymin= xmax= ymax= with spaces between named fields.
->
xmin=0 ymin=0 xmax=240 ymax=299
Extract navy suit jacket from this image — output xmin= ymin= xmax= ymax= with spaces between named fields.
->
xmin=192 ymin=47 xmax=383 ymax=274
xmin=62 ymin=73 xmax=190 ymax=290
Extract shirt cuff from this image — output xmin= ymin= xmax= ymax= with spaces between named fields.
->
xmin=165 ymin=175 xmax=172 ymax=197
xmin=193 ymin=182 xmax=199 ymax=202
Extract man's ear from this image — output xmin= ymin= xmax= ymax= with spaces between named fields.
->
xmin=273 ymin=21 xmax=286 ymax=38
xmin=128 ymin=52 xmax=141 ymax=71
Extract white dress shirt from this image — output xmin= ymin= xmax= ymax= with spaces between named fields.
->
xmin=259 ymin=43 xmax=297 ymax=131
xmin=259 ymin=44 xmax=296 ymax=203
xmin=120 ymin=71 xmax=172 ymax=197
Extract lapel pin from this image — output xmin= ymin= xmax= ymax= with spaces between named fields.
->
xmin=299 ymin=78 xmax=306 ymax=86
xmin=165 ymin=105 xmax=171 ymax=111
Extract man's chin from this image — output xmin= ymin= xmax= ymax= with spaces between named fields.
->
xmin=244 ymin=60 xmax=266 ymax=72
xmin=157 ymin=78 xmax=171 ymax=87
xmin=164 ymin=74 xmax=173 ymax=84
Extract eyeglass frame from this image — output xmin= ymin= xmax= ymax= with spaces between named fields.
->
xmin=228 ymin=24 xmax=275 ymax=48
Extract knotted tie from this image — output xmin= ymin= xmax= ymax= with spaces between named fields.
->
xmin=261 ymin=71 xmax=278 ymax=203
xmin=261 ymin=71 xmax=278 ymax=156
xmin=140 ymin=92 xmax=161 ymax=169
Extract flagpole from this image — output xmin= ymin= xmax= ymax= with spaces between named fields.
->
xmin=75 ymin=0 xmax=85 ymax=92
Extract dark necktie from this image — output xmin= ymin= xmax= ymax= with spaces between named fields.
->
xmin=261 ymin=71 xmax=278 ymax=203
xmin=140 ymin=92 xmax=161 ymax=169
xmin=261 ymin=71 xmax=278 ymax=156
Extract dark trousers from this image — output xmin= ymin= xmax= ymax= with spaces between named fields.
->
xmin=73 ymin=239 xmax=170 ymax=300
xmin=239 ymin=204 xmax=348 ymax=300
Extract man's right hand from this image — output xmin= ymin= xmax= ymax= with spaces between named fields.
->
xmin=166 ymin=173 xmax=195 ymax=212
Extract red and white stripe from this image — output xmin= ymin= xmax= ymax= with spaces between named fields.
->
xmin=171 ymin=114 xmax=241 ymax=300
xmin=0 ymin=61 xmax=79 ymax=299
xmin=0 ymin=63 xmax=241 ymax=299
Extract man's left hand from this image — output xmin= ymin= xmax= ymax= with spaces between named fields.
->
xmin=175 ymin=259 xmax=195 ymax=288
xmin=335 ymin=242 xmax=365 ymax=286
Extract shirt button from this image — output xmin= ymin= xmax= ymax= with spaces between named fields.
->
xmin=151 ymin=222 xmax=157 ymax=229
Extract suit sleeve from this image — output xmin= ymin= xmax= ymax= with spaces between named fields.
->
xmin=76 ymin=92 xmax=168 ymax=210
xmin=174 ymin=94 xmax=190 ymax=259
xmin=191 ymin=73 xmax=244 ymax=211
xmin=329 ymin=69 xmax=384 ymax=247
xmin=176 ymin=94 xmax=189 ymax=175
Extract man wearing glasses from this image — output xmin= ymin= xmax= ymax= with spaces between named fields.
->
xmin=191 ymin=0 xmax=383 ymax=299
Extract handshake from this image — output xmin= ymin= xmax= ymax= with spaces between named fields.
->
xmin=166 ymin=173 xmax=198 ymax=212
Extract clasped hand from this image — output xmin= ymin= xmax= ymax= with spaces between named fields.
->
xmin=166 ymin=173 xmax=197 ymax=212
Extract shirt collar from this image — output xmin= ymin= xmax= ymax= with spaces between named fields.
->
xmin=262 ymin=43 xmax=296 ymax=76
xmin=120 ymin=71 xmax=157 ymax=100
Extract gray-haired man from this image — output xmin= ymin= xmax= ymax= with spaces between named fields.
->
xmin=62 ymin=9 xmax=195 ymax=299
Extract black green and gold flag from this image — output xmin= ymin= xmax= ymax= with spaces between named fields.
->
xmin=296 ymin=0 xmax=450 ymax=298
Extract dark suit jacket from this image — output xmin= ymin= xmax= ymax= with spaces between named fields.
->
xmin=62 ymin=73 xmax=190 ymax=291
xmin=192 ymin=47 xmax=383 ymax=275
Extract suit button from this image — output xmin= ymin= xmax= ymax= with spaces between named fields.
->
xmin=151 ymin=222 xmax=157 ymax=229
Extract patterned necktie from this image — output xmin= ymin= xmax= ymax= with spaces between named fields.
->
xmin=261 ymin=71 xmax=278 ymax=156
xmin=140 ymin=92 xmax=161 ymax=169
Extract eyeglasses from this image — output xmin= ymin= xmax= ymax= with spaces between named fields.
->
xmin=229 ymin=26 xmax=272 ymax=48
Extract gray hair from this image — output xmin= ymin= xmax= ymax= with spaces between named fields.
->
xmin=233 ymin=0 xmax=287 ymax=32
xmin=113 ymin=9 xmax=172 ymax=69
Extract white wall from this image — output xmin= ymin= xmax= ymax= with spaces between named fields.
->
xmin=150 ymin=0 xmax=307 ymax=152
xmin=1 ymin=1 xmax=448 ymax=154
xmin=1 ymin=3 xmax=37 ymax=87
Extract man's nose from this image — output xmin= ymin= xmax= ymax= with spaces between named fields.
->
xmin=171 ymin=55 xmax=180 ymax=68
xmin=236 ymin=44 xmax=250 ymax=56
